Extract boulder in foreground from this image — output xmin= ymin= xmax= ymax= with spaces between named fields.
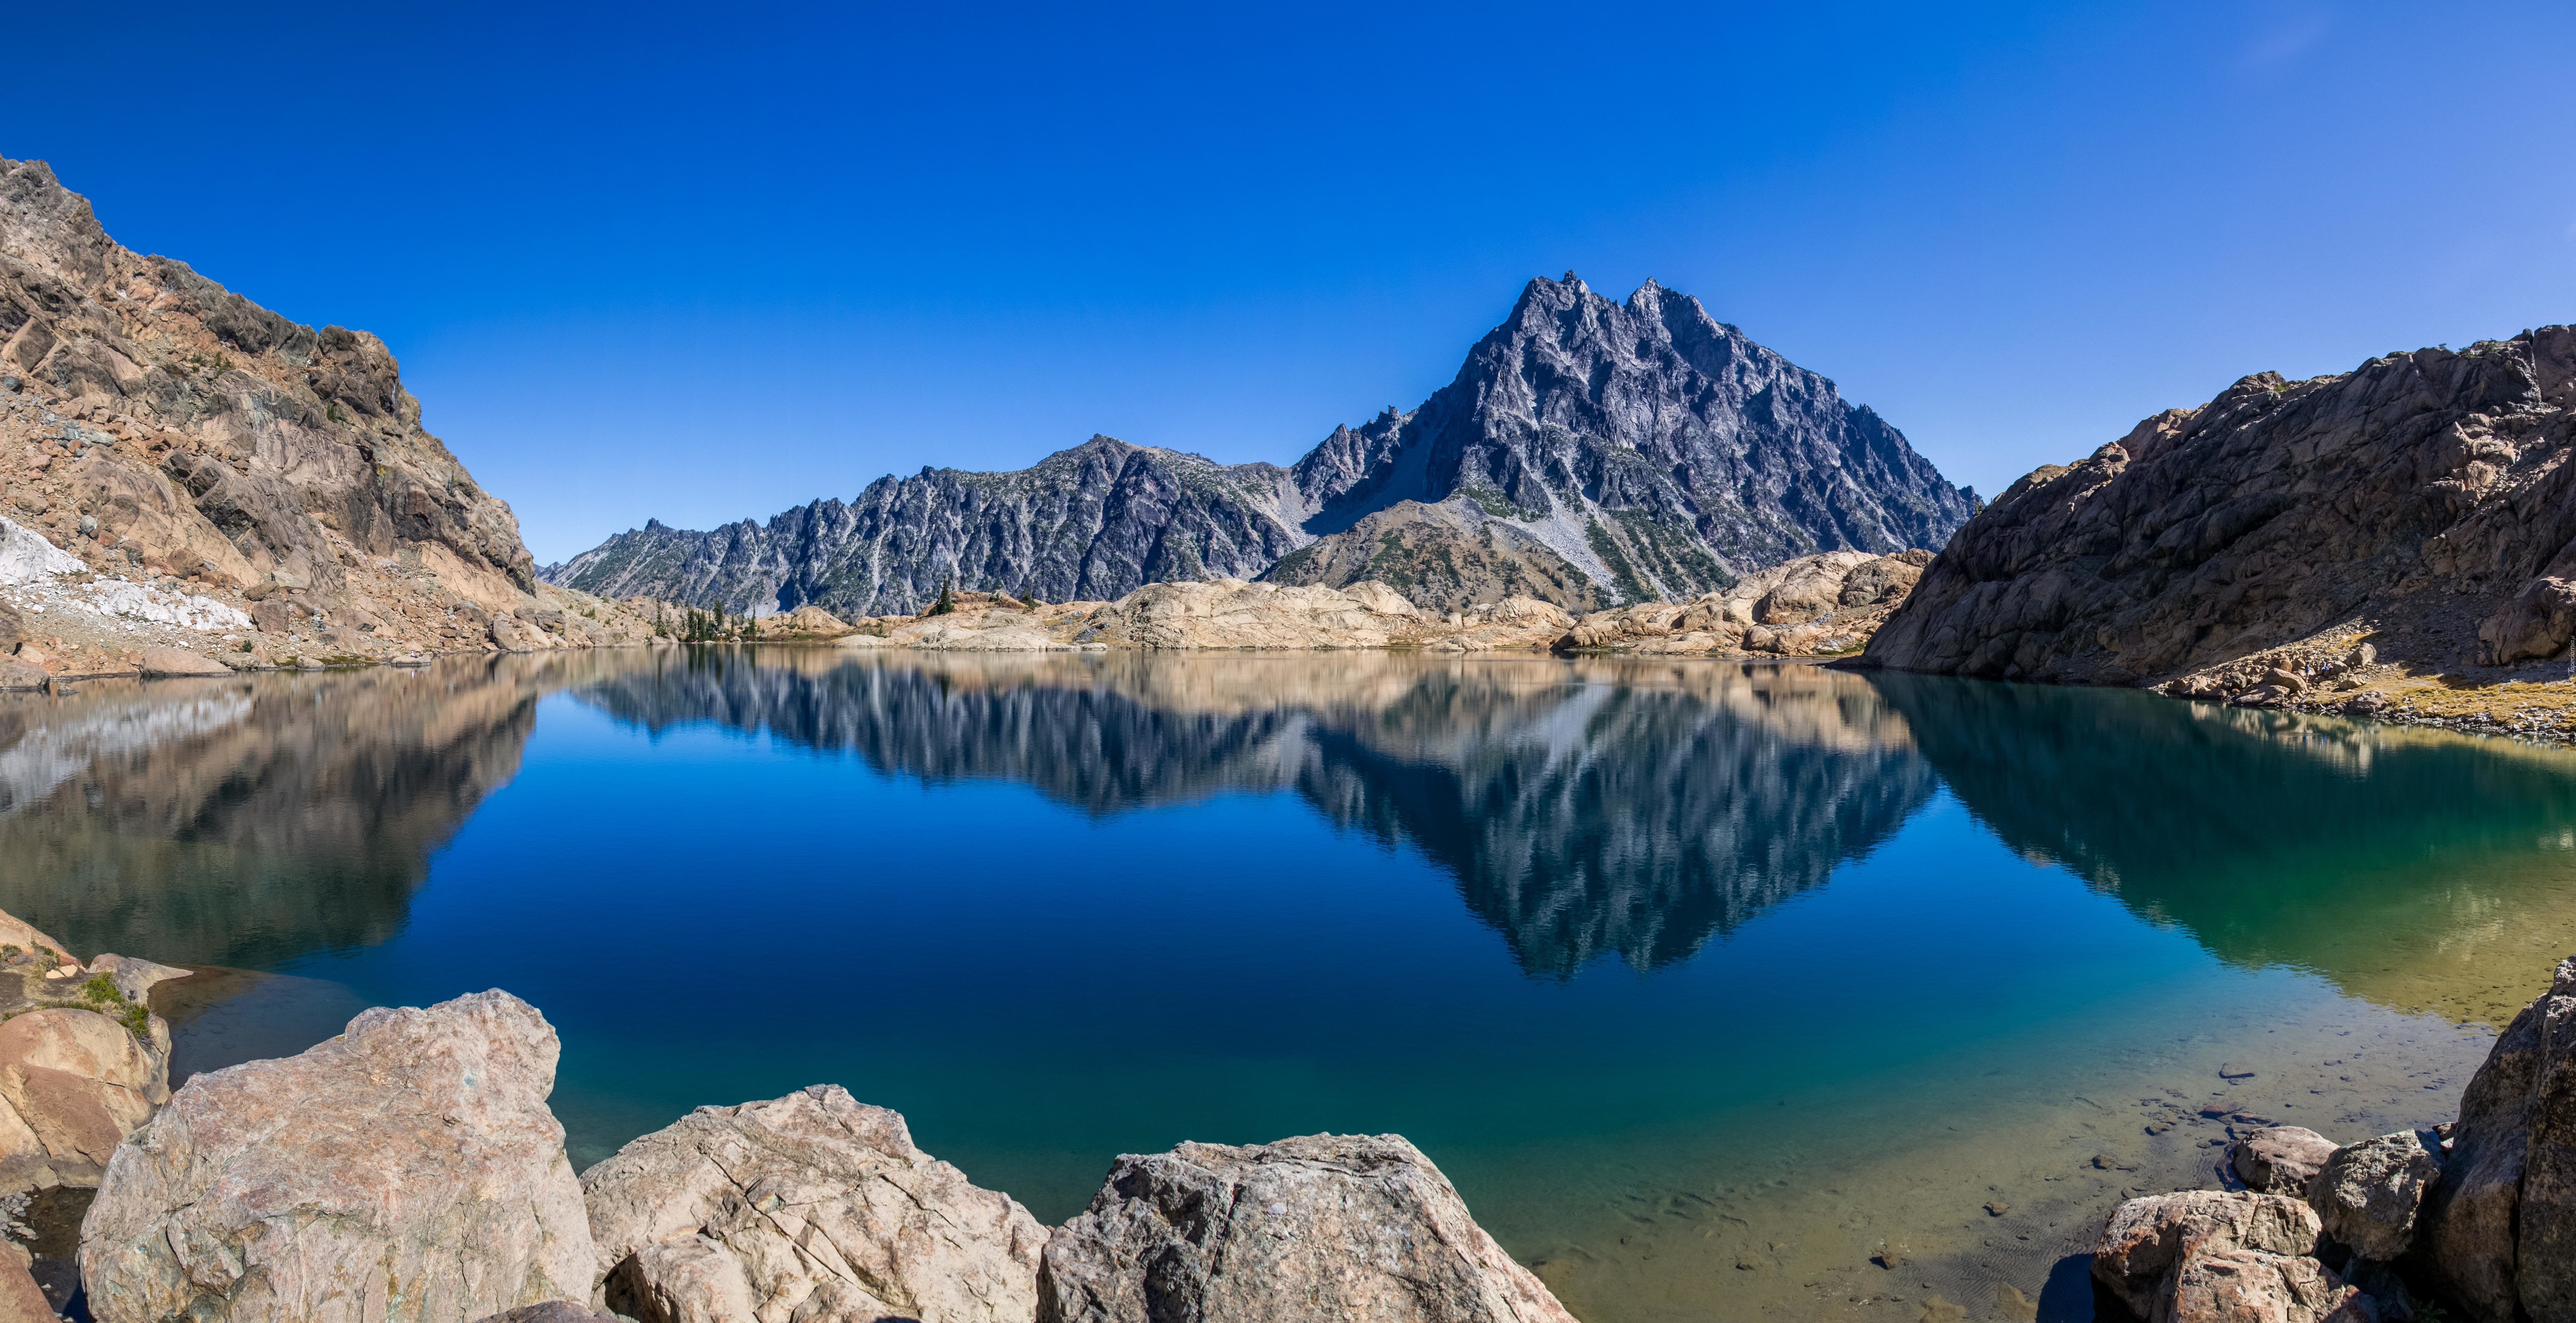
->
xmin=1037 ymin=1132 xmax=1576 ymax=1323
xmin=2420 ymin=953 xmax=2576 ymax=1323
xmin=2090 ymin=1189 xmax=2346 ymax=1320
xmin=80 ymin=990 xmax=594 ymax=1323
xmin=582 ymin=1084 xmax=1044 ymax=1323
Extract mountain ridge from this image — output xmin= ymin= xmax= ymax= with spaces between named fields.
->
xmin=544 ymin=274 xmax=1977 ymax=615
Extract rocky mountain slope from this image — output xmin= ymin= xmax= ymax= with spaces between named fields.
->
xmin=546 ymin=435 xmax=1309 ymax=619
xmin=1866 ymin=328 xmax=2576 ymax=695
xmin=0 ymin=156 xmax=655 ymax=673
xmin=546 ymin=275 xmax=1974 ymax=616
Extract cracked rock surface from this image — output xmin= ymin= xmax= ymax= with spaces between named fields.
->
xmin=581 ymin=1084 xmax=1045 ymax=1323
xmin=78 ymin=990 xmax=595 ymax=1323
xmin=1036 ymin=1132 xmax=1577 ymax=1323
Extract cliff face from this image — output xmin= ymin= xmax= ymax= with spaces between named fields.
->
xmin=0 ymin=158 xmax=533 ymax=608
xmin=546 ymin=276 xmax=1974 ymax=617
xmin=1867 ymin=329 xmax=2576 ymax=686
xmin=0 ymin=158 xmax=652 ymax=665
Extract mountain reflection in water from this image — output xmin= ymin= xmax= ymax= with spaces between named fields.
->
xmin=2 ymin=648 xmax=2574 ymax=1015
xmin=574 ymin=651 xmax=1934 ymax=976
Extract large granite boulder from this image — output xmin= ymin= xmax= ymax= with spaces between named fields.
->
xmin=2420 ymin=953 xmax=2576 ymax=1323
xmin=2309 ymin=1131 xmax=2442 ymax=1261
xmin=582 ymin=1084 xmax=1044 ymax=1323
xmin=2091 ymin=1190 xmax=2326 ymax=1317
xmin=2163 ymin=1246 xmax=2375 ymax=1323
xmin=80 ymin=990 xmax=595 ymax=1323
xmin=0 ymin=909 xmax=178 ymax=1196
xmin=2233 ymin=1127 xmax=2340 ymax=1197
xmin=0 ymin=1008 xmax=169 ymax=1193
xmin=1036 ymin=1132 xmax=1576 ymax=1323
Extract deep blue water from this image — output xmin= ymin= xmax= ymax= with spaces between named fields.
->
xmin=4 ymin=649 xmax=2570 ymax=1322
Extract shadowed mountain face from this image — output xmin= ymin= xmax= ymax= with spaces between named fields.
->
xmin=572 ymin=652 xmax=1936 ymax=975
xmin=543 ymin=276 xmax=1973 ymax=617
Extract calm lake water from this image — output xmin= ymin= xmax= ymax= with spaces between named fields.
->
xmin=5 ymin=648 xmax=2573 ymax=1323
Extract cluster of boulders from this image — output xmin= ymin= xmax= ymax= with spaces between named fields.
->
xmin=2093 ymin=953 xmax=2576 ymax=1323
xmin=63 ymin=987 xmax=1576 ymax=1323
xmin=788 ymin=553 xmax=1935 ymax=659
xmin=1550 ymin=550 xmax=1929 ymax=656
xmin=2160 ymin=642 xmax=2392 ymax=713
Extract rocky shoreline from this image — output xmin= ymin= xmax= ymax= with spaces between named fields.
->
xmin=0 ymin=881 xmax=2559 ymax=1322
xmin=2088 ymin=954 xmax=2576 ymax=1323
xmin=0 ymin=904 xmax=1581 ymax=1323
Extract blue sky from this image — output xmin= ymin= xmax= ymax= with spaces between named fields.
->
xmin=12 ymin=1 xmax=2576 ymax=562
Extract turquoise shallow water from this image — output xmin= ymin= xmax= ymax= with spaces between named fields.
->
xmin=3 ymin=649 xmax=2572 ymax=1322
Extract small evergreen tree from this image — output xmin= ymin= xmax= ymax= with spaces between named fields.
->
xmin=928 ymin=581 xmax=957 ymax=616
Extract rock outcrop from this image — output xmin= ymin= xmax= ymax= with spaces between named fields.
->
xmin=2419 ymin=953 xmax=2576 ymax=1322
xmin=1073 ymin=579 xmax=1430 ymax=650
xmin=80 ymin=990 xmax=595 ymax=1323
xmin=1553 ymin=549 xmax=1929 ymax=656
xmin=1036 ymin=1132 xmax=1577 ymax=1323
xmin=1261 ymin=498 xmax=1612 ymax=612
xmin=1867 ymin=328 xmax=2576 ymax=692
xmin=582 ymin=1084 xmax=1044 ymax=1323
xmin=2090 ymin=1190 xmax=2366 ymax=1323
xmin=0 ymin=156 xmax=660 ymax=675
xmin=0 ymin=908 xmax=178 ymax=1197
xmin=546 ymin=275 xmax=1972 ymax=618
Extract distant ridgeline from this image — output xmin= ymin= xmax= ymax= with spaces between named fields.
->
xmin=540 ymin=275 xmax=1976 ymax=616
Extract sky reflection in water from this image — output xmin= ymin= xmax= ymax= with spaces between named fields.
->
xmin=3 ymin=649 xmax=2572 ymax=1322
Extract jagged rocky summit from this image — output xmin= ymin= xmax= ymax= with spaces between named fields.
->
xmin=0 ymin=156 xmax=661 ymax=678
xmin=1866 ymin=326 xmax=2576 ymax=708
xmin=545 ymin=274 xmax=1974 ymax=617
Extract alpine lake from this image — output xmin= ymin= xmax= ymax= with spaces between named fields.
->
xmin=4 ymin=647 xmax=2570 ymax=1323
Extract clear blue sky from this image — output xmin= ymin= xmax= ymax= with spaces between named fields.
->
xmin=12 ymin=1 xmax=2576 ymax=562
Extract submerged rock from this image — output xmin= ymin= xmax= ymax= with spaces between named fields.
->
xmin=2309 ymin=1130 xmax=2442 ymax=1261
xmin=582 ymin=1084 xmax=1044 ymax=1323
xmin=2419 ymin=953 xmax=2576 ymax=1323
xmin=2232 ymin=1127 xmax=2340 ymax=1196
xmin=80 ymin=990 xmax=594 ymax=1323
xmin=1036 ymin=1132 xmax=1576 ymax=1323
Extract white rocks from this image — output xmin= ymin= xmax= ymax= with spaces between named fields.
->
xmin=0 ymin=518 xmax=82 ymax=586
xmin=80 ymin=990 xmax=595 ymax=1323
xmin=1037 ymin=1132 xmax=1577 ymax=1323
xmin=582 ymin=1085 xmax=1045 ymax=1323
